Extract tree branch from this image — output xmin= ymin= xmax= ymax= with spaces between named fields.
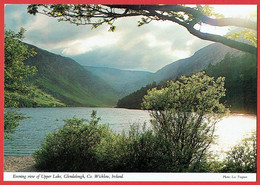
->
xmin=28 ymin=4 xmax=257 ymax=55
xmin=152 ymin=11 xmax=257 ymax=55
xmin=106 ymin=5 xmax=257 ymax=30
xmin=186 ymin=26 xmax=257 ymax=55
xmin=200 ymin=16 xmax=257 ymax=30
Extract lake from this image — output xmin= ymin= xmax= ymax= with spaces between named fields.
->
xmin=4 ymin=107 xmax=256 ymax=158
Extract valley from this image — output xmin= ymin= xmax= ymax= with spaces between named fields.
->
xmin=18 ymin=41 xmax=256 ymax=114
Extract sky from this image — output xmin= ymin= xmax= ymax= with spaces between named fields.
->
xmin=4 ymin=4 xmax=257 ymax=72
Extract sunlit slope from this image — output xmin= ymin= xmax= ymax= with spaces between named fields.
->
xmin=24 ymin=44 xmax=118 ymax=107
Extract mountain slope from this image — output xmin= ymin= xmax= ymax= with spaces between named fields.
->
xmin=84 ymin=66 xmax=152 ymax=97
xmin=24 ymin=44 xmax=118 ymax=107
xmin=205 ymin=53 xmax=257 ymax=114
xmin=155 ymin=43 xmax=243 ymax=81
xmin=117 ymin=43 xmax=247 ymax=110
xmin=138 ymin=43 xmax=244 ymax=86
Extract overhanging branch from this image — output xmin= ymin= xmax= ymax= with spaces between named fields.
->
xmin=187 ymin=27 xmax=257 ymax=55
xmin=106 ymin=5 xmax=257 ymax=30
xmin=152 ymin=11 xmax=257 ymax=55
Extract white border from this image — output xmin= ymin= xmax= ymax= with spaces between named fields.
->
xmin=4 ymin=172 xmax=257 ymax=182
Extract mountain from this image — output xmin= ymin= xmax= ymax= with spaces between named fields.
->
xmin=154 ymin=43 xmax=243 ymax=81
xmin=117 ymin=43 xmax=248 ymax=110
xmin=137 ymin=43 xmax=244 ymax=86
xmin=24 ymin=44 xmax=118 ymax=107
xmin=21 ymin=41 xmax=245 ymax=108
xmin=83 ymin=66 xmax=152 ymax=97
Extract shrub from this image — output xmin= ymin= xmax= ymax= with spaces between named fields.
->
xmin=34 ymin=110 xmax=116 ymax=171
xmin=34 ymin=115 xmax=181 ymax=172
xmin=97 ymin=123 xmax=175 ymax=172
xmin=142 ymin=72 xmax=229 ymax=172
xmin=89 ymin=123 xmax=174 ymax=172
xmin=220 ymin=132 xmax=256 ymax=173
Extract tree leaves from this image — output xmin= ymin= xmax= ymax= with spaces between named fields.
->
xmin=142 ymin=72 xmax=229 ymax=170
xmin=142 ymin=72 xmax=228 ymax=115
xmin=4 ymin=28 xmax=37 ymax=107
xmin=227 ymin=29 xmax=257 ymax=47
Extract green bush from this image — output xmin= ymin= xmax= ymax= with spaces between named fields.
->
xmin=36 ymin=110 xmax=251 ymax=172
xmin=34 ymin=111 xmax=116 ymax=171
xmin=95 ymin=123 xmax=175 ymax=172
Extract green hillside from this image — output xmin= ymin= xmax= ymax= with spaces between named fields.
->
xmin=5 ymin=86 xmax=65 ymax=108
xmin=24 ymin=44 xmax=118 ymax=107
xmin=135 ymin=43 xmax=243 ymax=86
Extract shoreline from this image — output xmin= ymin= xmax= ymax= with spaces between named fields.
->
xmin=5 ymin=107 xmax=257 ymax=115
xmin=4 ymin=156 xmax=39 ymax=172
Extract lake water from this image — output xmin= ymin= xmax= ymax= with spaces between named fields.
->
xmin=4 ymin=107 xmax=257 ymax=158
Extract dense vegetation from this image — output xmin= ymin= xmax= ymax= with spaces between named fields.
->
xmin=117 ymin=53 xmax=257 ymax=114
xmin=141 ymin=72 xmax=229 ymax=171
xmin=34 ymin=114 xmax=256 ymax=172
xmin=34 ymin=72 xmax=255 ymax=173
xmin=220 ymin=132 xmax=256 ymax=173
xmin=205 ymin=53 xmax=257 ymax=114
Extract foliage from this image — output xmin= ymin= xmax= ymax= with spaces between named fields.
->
xmin=34 ymin=111 xmax=195 ymax=172
xmin=4 ymin=28 xmax=36 ymax=139
xmin=4 ymin=109 xmax=30 ymax=140
xmin=94 ymin=123 xmax=181 ymax=172
xmin=35 ymin=111 xmax=256 ymax=172
xmin=27 ymin=4 xmax=256 ymax=54
xmin=34 ymin=111 xmax=115 ymax=171
xmin=4 ymin=28 xmax=37 ymax=107
xmin=205 ymin=53 xmax=257 ymax=114
xmin=142 ymin=72 xmax=229 ymax=171
xmin=227 ymin=29 xmax=257 ymax=47
xmin=220 ymin=132 xmax=256 ymax=173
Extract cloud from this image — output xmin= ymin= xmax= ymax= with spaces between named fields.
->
xmin=72 ymin=39 xmax=178 ymax=72
xmin=5 ymin=4 xmax=212 ymax=72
